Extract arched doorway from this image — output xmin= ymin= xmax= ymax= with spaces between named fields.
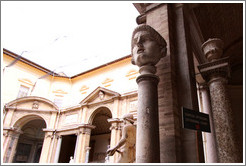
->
xmin=13 ymin=119 xmax=46 ymax=163
xmin=89 ymin=107 xmax=112 ymax=163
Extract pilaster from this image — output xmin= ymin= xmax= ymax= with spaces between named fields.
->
xmin=3 ymin=127 xmax=22 ymax=163
xmin=39 ymin=130 xmax=54 ymax=163
xmin=107 ymin=118 xmax=122 ymax=162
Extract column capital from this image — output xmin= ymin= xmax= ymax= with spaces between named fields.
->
xmin=55 ymin=135 xmax=62 ymax=139
xmin=198 ymin=82 xmax=209 ymax=90
xmin=77 ymin=124 xmax=95 ymax=135
xmin=3 ymin=126 xmax=23 ymax=135
xmin=107 ymin=118 xmax=122 ymax=131
xmin=107 ymin=118 xmax=122 ymax=124
xmin=198 ymin=57 xmax=230 ymax=83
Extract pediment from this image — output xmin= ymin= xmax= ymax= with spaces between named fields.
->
xmin=80 ymin=87 xmax=120 ymax=105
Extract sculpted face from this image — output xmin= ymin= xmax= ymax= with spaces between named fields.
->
xmin=132 ymin=31 xmax=163 ymax=67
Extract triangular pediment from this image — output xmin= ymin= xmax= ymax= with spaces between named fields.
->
xmin=80 ymin=86 xmax=120 ymax=105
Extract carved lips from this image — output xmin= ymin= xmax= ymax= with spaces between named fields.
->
xmin=137 ymin=48 xmax=144 ymax=54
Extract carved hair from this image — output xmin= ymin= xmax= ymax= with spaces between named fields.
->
xmin=131 ymin=24 xmax=167 ymax=53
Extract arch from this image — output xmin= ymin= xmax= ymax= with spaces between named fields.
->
xmin=88 ymin=106 xmax=112 ymax=163
xmin=13 ymin=116 xmax=46 ymax=163
xmin=12 ymin=114 xmax=48 ymax=130
xmin=6 ymin=96 xmax=59 ymax=111
xmin=87 ymin=106 xmax=112 ymax=125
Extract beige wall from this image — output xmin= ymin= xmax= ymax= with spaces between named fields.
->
xmin=2 ymin=52 xmax=138 ymax=163
xmin=2 ymin=53 xmax=138 ymax=109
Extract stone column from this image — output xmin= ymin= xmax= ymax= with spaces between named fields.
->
xmin=136 ymin=68 xmax=160 ymax=163
xmin=53 ymin=135 xmax=62 ymax=163
xmin=198 ymin=83 xmax=218 ymax=163
xmin=107 ymin=118 xmax=122 ymax=163
xmin=74 ymin=130 xmax=82 ymax=163
xmin=131 ymin=24 xmax=167 ymax=163
xmin=198 ymin=38 xmax=241 ymax=162
xmin=76 ymin=124 xmax=95 ymax=163
xmin=85 ymin=147 xmax=91 ymax=163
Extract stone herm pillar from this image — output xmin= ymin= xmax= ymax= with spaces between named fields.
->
xmin=198 ymin=38 xmax=241 ymax=162
xmin=131 ymin=24 xmax=167 ymax=163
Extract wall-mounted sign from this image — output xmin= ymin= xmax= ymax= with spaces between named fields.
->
xmin=182 ymin=107 xmax=211 ymax=133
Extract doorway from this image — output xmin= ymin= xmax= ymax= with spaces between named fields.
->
xmin=58 ymin=134 xmax=77 ymax=163
xmin=89 ymin=107 xmax=112 ymax=163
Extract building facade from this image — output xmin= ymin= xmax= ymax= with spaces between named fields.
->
xmin=2 ymin=3 xmax=243 ymax=163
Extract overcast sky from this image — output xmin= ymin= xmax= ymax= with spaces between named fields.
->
xmin=2 ymin=1 xmax=139 ymax=76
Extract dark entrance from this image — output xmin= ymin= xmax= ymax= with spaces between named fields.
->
xmin=89 ymin=107 xmax=112 ymax=163
xmin=58 ymin=134 xmax=77 ymax=163
xmin=13 ymin=119 xmax=46 ymax=163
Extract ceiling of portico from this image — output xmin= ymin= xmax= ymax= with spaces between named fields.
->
xmin=192 ymin=3 xmax=243 ymax=85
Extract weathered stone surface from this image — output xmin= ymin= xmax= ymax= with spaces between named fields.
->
xmin=131 ymin=24 xmax=167 ymax=163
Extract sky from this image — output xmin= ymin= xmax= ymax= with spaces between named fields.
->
xmin=1 ymin=1 xmax=139 ymax=76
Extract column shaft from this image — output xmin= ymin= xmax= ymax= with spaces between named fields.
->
xmin=136 ymin=74 xmax=160 ymax=163
xmin=199 ymin=84 xmax=218 ymax=163
xmin=53 ymin=136 xmax=62 ymax=163
xmin=208 ymin=77 xmax=240 ymax=162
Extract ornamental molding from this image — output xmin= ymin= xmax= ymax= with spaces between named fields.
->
xmin=198 ymin=57 xmax=230 ymax=82
xmin=32 ymin=101 xmax=39 ymax=109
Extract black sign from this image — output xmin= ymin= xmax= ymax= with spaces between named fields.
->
xmin=182 ymin=107 xmax=211 ymax=133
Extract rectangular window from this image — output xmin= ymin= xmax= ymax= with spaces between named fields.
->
xmin=17 ymin=85 xmax=30 ymax=98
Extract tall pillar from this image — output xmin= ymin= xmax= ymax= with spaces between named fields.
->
xmin=198 ymin=83 xmax=218 ymax=163
xmin=76 ymin=124 xmax=95 ymax=163
xmin=53 ymin=135 xmax=62 ymax=163
xmin=131 ymin=24 xmax=167 ymax=163
xmin=74 ymin=130 xmax=82 ymax=163
xmin=107 ymin=118 xmax=122 ymax=163
xmin=136 ymin=70 xmax=160 ymax=163
xmin=198 ymin=38 xmax=241 ymax=162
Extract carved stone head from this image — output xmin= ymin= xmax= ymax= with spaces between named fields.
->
xmin=99 ymin=91 xmax=105 ymax=100
xmin=131 ymin=24 xmax=167 ymax=67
